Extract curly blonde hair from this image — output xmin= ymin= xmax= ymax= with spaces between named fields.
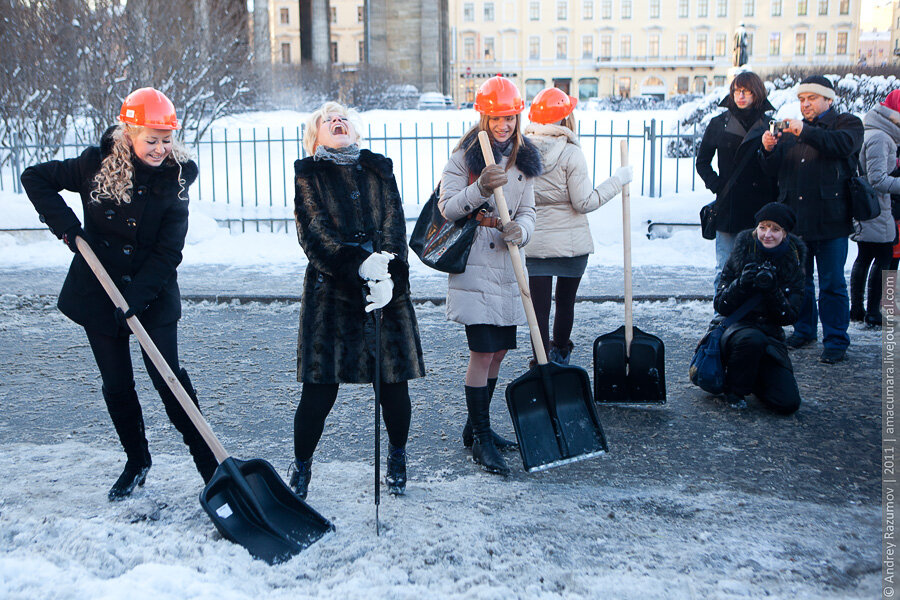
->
xmin=90 ymin=123 xmax=192 ymax=205
xmin=302 ymin=101 xmax=364 ymax=156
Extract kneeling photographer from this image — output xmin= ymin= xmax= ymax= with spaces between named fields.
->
xmin=713 ymin=203 xmax=807 ymax=413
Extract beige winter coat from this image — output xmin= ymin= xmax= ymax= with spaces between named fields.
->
xmin=523 ymin=123 xmax=621 ymax=258
xmin=439 ymin=144 xmax=538 ymax=326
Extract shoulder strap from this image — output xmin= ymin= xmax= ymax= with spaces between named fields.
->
xmin=721 ymin=293 xmax=763 ymax=328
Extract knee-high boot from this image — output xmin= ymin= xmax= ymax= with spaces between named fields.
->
xmin=461 ymin=378 xmax=517 ymax=451
xmin=464 ymin=385 xmax=509 ymax=475
xmin=103 ymin=386 xmax=152 ymax=501
xmin=155 ymin=369 xmax=218 ymax=483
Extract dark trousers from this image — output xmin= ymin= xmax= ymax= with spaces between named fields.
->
xmin=793 ymin=237 xmax=850 ymax=350
xmin=529 ymin=275 xmax=581 ymax=353
xmin=724 ymin=327 xmax=801 ymax=415
xmin=294 ymin=381 xmax=411 ymax=462
xmin=851 ymin=240 xmax=893 ymax=320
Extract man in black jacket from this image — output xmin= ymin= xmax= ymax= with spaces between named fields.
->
xmin=760 ymin=75 xmax=863 ymax=364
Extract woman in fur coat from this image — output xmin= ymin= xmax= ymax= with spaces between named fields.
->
xmin=291 ymin=101 xmax=425 ymax=498
xmin=523 ymin=87 xmax=632 ymax=365
xmin=439 ymin=76 xmax=541 ymax=476
xmin=714 ymin=202 xmax=807 ymax=414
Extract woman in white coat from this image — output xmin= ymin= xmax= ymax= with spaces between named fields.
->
xmin=439 ymin=76 xmax=542 ymax=476
xmin=523 ymin=87 xmax=632 ymax=364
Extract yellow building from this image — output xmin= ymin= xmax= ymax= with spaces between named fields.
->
xmin=329 ymin=0 xmax=366 ymax=68
xmin=268 ymin=1 xmax=302 ymax=65
xmin=449 ymin=0 xmax=860 ymax=102
xmin=892 ymin=0 xmax=900 ymax=62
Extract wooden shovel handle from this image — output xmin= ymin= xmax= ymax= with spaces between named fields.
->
xmin=477 ymin=131 xmax=548 ymax=365
xmin=620 ymin=140 xmax=633 ymax=356
xmin=75 ymin=236 xmax=229 ymax=463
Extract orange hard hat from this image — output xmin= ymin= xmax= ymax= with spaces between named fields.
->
xmin=528 ymin=87 xmax=578 ymax=124
xmin=474 ymin=76 xmax=525 ymax=116
xmin=118 ymin=87 xmax=180 ymax=130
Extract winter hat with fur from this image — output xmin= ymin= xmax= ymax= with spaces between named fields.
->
xmin=755 ymin=202 xmax=796 ymax=232
xmin=797 ymin=75 xmax=836 ymax=100
xmin=882 ymin=90 xmax=900 ymax=113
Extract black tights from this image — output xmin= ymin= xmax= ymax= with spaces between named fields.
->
xmin=529 ymin=275 xmax=582 ymax=353
xmin=294 ymin=381 xmax=411 ymax=462
xmin=86 ymin=324 xmax=179 ymax=395
xmin=851 ymin=241 xmax=893 ymax=318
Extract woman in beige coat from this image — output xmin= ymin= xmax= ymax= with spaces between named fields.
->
xmin=439 ymin=76 xmax=542 ymax=476
xmin=523 ymin=88 xmax=631 ymax=364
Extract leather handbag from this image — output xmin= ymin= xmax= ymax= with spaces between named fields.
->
xmin=409 ymin=183 xmax=489 ymax=274
xmin=700 ymin=202 xmax=717 ymax=240
xmin=848 ymin=155 xmax=881 ymax=222
xmin=689 ymin=294 xmax=762 ymax=395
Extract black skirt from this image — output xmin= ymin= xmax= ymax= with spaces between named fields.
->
xmin=465 ymin=324 xmax=517 ymax=352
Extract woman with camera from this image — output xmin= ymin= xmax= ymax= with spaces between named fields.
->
xmin=713 ymin=202 xmax=806 ymax=414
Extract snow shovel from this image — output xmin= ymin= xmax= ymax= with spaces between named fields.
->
xmin=75 ymin=237 xmax=334 ymax=564
xmin=477 ymin=132 xmax=607 ymax=472
xmin=592 ymin=141 xmax=667 ymax=404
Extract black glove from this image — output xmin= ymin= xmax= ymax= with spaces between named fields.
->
xmin=739 ymin=263 xmax=759 ymax=291
xmin=62 ymin=225 xmax=86 ymax=253
xmin=114 ymin=306 xmax=136 ymax=328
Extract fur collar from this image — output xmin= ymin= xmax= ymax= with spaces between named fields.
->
xmin=295 ymin=148 xmax=394 ymax=180
xmin=864 ymin=104 xmax=900 ymax=144
xmin=460 ymin=130 xmax=543 ymax=179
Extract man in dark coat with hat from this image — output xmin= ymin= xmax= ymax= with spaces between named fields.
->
xmin=760 ymin=75 xmax=864 ymax=364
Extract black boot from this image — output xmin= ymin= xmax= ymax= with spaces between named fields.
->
xmin=156 ymin=369 xmax=218 ymax=484
xmin=386 ymin=444 xmax=407 ymax=495
xmin=464 ymin=385 xmax=509 ymax=475
xmin=288 ymin=458 xmax=312 ymax=500
xmin=103 ymin=386 xmax=152 ymax=501
xmin=548 ymin=340 xmax=574 ymax=365
xmin=461 ymin=378 xmax=518 ymax=451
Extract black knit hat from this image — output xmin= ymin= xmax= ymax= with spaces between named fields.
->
xmin=797 ymin=75 xmax=836 ymax=100
xmin=754 ymin=202 xmax=796 ymax=232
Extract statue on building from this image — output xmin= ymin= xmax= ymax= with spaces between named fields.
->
xmin=733 ymin=23 xmax=749 ymax=67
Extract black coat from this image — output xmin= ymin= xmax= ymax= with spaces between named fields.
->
xmin=760 ymin=108 xmax=864 ymax=241
xmin=714 ymin=229 xmax=807 ymax=369
xmin=20 ymin=127 xmax=197 ymax=337
xmin=293 ymin=149 xmax=425 ymax=384
xmin=696 ymin=100 xmax=777 ymax=233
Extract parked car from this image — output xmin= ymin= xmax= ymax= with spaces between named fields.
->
xmin=417 ymin=92 xmax=448 ymax=110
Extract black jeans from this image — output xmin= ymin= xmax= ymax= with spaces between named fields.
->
xmin=294 ymin=381 xmax=411 ymax=462
xmin=529 ymin=275 xmax=581 ymax=353
xmin=851 ymin=240 xmax=893 ymax=320
xmin=723 ymin=327 xmax=801 ymax=415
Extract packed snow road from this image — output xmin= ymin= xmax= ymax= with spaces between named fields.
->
xmin=0 ymin=293 xmax=883 ymax=599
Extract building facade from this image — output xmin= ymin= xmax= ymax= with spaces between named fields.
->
xmin=892 ymin=0 xmax=900 ymax=63
xmin=449 ymin=0 xmax=860 ymax=102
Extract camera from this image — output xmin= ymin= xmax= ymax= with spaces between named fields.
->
xmin=769 ymin=119 xmax=789 ymax=135
xmin=755 ymin=261 xmax=777 ymax=289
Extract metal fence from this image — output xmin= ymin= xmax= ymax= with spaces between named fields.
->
xmin=1 ymin=117 xmax=705 ymax=231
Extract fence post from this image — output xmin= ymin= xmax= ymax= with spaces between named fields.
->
xmin=12 ymin=129 xmax=23 ymax=194
xmin=645 ymin=119 xmax=657 ymax=198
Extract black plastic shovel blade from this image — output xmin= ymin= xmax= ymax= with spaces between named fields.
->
xmin=505 ymin=363 xmax=608 ymax=472
xmin=593 ymin=325 xmax=667 ymax=404
xmin=200 ymin=457 xmax=334 ymax=564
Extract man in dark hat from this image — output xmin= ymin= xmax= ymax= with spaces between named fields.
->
xmin=759 ymin=75 xmax=864 ymax=364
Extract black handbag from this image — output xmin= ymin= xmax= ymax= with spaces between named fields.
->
xmin=848 ymin=155 xmax=881 ymax=222
xmin=700 ymin=202 xmax=717 ymax=240
xmin=409 ymin=183 xmax=489 ymax=274
xmin=689 ymin=294 xmax=762 ymax=395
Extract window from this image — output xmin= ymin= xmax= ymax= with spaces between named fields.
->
xmin=715 ymin=33 xmax=727 ymax=55
xmin=330 ymin=6 xmax=336 ymax=23
xmin=358 ymin=6 xmax=364 ymax=22
xmin=716 ymin=0 xmax=727 ymax=16
xmin=696 ymin=33 xmax=708 ymax=57
xmin=618 ymin=76 xmax=631 ymax=97
xmin=484 ymin=2 xmax=495 ymax=21
xmin=330 ymin=41 xmax=338 ymax=63
xmin=584 ymin=35 xmax=595 ymax=58
xmin=649 ymin=0 xmax=660 ymax=18
xmin=525 ymin=79 xmax=546 ymax=101
xmin=698 ymin=0 xmax=708 ymax=17
xmin=746 ymin=32 xmax=753 ymax=56
xmin=839 ymin=0 xmax=849 ymax=14
xmin=694 ymin=76 xmax=706 ymax=93
xmin=557 ymin=0 xmax=568 ymax=19
xmin=600 ymin=34 xmax=611 ymax=58
xmin=464 ymin=37 xmax=475 ymax=60
xmin=463 ymin=3 xmax=474 ymax=21
xmin=798 ymin=0 xmax=807 ymax=15
xmin=816 ymin=31 xmax=826 ymax=54
xmin=678 ymin=0 xmax=688 ymax=16
xmin=677 ymin=34 xmax=688 ymax=57
xmin=771 ymin=0 xmax=781 ymax=15
xmin=601 ymin=0 xmax=611 ymax=18
xmin=622 ymin=0 xmax=632 ymax=18
xmin=818 ymin=0 xmax=828 ymax=15
xmin=358 ymin=41 xmax=365 ymax=62
xmin=795 ymin=32 xmax=806 ymax=54
xmin=578 ymin=77 xmax=599 ymax=99
xmin=530 ymin=1 xmax=540 ymax=19
xmin=280 ymin=42 xmax=291 ymax=64
xmin=714 ymin=75 xmax=726 ymax=87
xmin=837 ymin=31 xmax=847 ymax=54
xmin=556 ymin=35 xmax=568 ymax=58
xmin=743 ymin=0 xmax=754 ymax=16
xmin=769 ymin=32 xmax=780 ymax=55
xmin=620 ymin=34 xmax=632 ymax=57
xmin=649 ymin=33 xmax=660 ymax=57
xmin=677 ymin=76 xmax=689 ymax=94
xmin=529 ymin=36 xmax=541 ymax=59
xmin=586 ymin=0 xmax=596 ymax=19
xmin=484 ymin=37 xmax=495 ymax=59
xmin=279 ymin=8 xmax=289 ymax=24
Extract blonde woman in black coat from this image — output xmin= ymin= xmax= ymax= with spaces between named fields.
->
xmin=20 ymin=88 xmax=217 ymax=500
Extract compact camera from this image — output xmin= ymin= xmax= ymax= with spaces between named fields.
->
xmin=769 ymin=119 xmax=790 ymax=135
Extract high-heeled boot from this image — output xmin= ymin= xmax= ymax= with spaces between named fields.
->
xmin=464 ymin=385 xmax=509 ymax=475
xmin=385 ymin=444 xmax=407 ymax=495
xmin=288 ymin=458 xmax=312 ymax=500
xmin=461 ymin=378 xmax=517 ymax=451
xmin=103 ymin=386 xmax=152 ymax=501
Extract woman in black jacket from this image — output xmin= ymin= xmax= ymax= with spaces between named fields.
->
xmin=696 ymin=71 xmax=777 ymax=289
xmin=714 ymin=202 xmax=806 ymax=414
xmin=291 ymin=101 xmax=425 ymax=498
xmin=20 ymin=88 xmax=217 ymax=500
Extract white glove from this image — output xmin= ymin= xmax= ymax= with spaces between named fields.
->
xmin=358 ymin=251 xmax=395 ymax=281
xmin=365 ymin=278 xmax=393 ymax=312
xmin=500 ymin=220 xmax=524 ymax=246
xmin=613 ymin=165 xmax=633 ymax=187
